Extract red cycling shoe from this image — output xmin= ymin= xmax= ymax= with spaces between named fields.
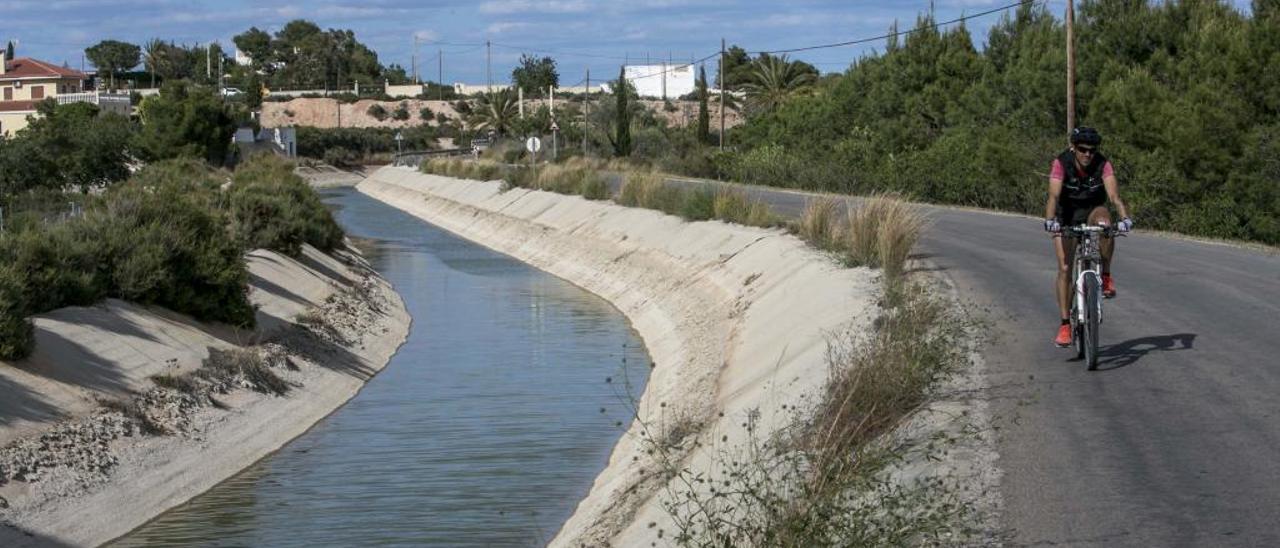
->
xmin=1054 ymin=324 xmax=1072 ymax=347
xmin=1102 ymin=274 xmax=1117 ymax=298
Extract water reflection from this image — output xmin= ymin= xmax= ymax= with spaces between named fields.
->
xmin=112 ymin=187 xmax=651 ymax=547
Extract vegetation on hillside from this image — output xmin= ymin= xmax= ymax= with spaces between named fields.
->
xmin=0 ymin=151 xmax=344 ymax=360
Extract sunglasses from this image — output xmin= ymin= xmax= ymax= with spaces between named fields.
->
xmin=1076 ymin=147 xmax=1097 ymax=155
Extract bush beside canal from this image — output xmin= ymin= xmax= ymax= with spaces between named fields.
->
xmin=0 ymin=155 xmax=345 ymax=360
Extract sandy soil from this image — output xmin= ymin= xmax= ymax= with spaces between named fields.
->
xmin=0 ymin=245 xmax=410 ymax=547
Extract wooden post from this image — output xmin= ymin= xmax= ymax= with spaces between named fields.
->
xmin=719 ymin=38 xmax=726 ymax=152
xmin=1066 ymin=0 xmax=1076 ymax=135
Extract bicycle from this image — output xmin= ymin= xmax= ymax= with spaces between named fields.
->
xmin=1065 ymin=224 xmax=1122 ymax=370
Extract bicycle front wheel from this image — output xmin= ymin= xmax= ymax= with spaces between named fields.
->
xmin=1084 ymin=272 xmax=1101 ymax=370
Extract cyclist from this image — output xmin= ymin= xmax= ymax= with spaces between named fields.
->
xmin=1044 ymin=127 xmax=1133 ymax=347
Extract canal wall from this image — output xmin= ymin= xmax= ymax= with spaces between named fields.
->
xmin=0 ymin=245 xmax=410 ymax=546
xmin=359 ymin=166 xmax=881 ymax=546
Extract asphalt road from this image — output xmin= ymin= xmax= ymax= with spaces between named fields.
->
xmin=619 ymin=174 xmax=1280 ymax=547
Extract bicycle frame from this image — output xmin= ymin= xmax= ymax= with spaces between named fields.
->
xmin=1070 ymin=226 xmax=1106 ymax=327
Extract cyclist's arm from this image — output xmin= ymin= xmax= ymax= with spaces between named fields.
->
xmin=1046 ymin=176 xmax=1063 ymax=220
xmin=1103 ymin=174 xmax=1129 ymax=219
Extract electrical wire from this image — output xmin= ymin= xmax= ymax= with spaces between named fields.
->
xmin=755 ymin=0 xmax=1039 ymax=55
xmin=426 ymin=0 xmax=1038 ymax=81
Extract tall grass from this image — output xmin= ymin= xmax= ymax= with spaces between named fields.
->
xmin=712 ymin=188 xmax=775 ymax=227
xmin=844 ymin=193 xmax=926 ymax=283
xmin=796 ymin=196 xmax=842 ymax=250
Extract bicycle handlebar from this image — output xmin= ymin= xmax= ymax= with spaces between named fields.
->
xmin=1065 ymin=224 xmax=1124 ymax=237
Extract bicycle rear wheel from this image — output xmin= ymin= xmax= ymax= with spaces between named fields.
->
xmin=1084 ymin=273 xmax=1101 ymax=370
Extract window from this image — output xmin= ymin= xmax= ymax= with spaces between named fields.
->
xmin=3 ymin=87 xmax=11 ymax=101
xmin=31 ymin=86 xmax=44 ymax=99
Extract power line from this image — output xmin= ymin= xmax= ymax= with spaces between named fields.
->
xmin=755 ymin=0 xmax=1039 ymax=55
xmin=627 ymin=51 xmax=719 ymax=81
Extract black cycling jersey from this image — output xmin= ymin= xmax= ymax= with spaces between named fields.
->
xmin=1055 ymin=149 xmax=1109 ymax=224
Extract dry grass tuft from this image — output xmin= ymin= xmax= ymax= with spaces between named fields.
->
xmin=713 ymin=188 xmax=776 ymax=228
xmin=204 ymin=347 xmax=293 ymax=396
xmin=844 ymin=193 xmax=926 ymax=282
xmin=796 ymin=196 xmax=842 ymax=250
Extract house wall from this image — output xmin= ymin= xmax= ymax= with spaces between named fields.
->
xmin=0 ymin=111 xmax=35 ymax=137
xmin=0 ymin=78 xmax=83 ymax=102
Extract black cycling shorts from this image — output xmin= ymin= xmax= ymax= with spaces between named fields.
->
xmin=1057 ymin=204 xmax=1106 ymax=228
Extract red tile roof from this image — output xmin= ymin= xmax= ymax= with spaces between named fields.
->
xmin=0 ymin=100 xmax=41 ymax=112
xmin=2 ymin=58 xmax=87 ymax=80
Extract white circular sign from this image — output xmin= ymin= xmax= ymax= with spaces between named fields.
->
xmin=525 ymin=137 xmax=542 ymax=153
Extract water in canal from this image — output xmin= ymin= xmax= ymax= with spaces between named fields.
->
xmin=111 ymin=187 xmax=651 ymax=547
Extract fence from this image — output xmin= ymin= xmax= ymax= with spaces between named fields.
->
xmin=0 ymin=201 xmax=86 ymax=234
xmin=391 ymin=149 xmax=469 ymax=167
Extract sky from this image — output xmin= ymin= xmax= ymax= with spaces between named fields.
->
xmin=0 ymin=0 xmax=1256 ymax=86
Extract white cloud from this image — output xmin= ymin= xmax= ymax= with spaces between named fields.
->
xmin=486 ymin=21 xmax=531 ymax=34
xmin=478 ymin=0 xmax=591 ymax=15
xmin=414 ymin=30 xmax=440 ymax=41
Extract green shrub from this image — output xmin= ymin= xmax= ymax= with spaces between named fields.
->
xmin=0 ymin=264 xmax=34 ymax=360
xmin=579 ymin=172 xmax=609 ymax=200
xmin=228 ymin=155 xmax=345 ymax=256
xmin=712 ymin=188 xmax=774 ymax=227
xmin=392 ymin=103 xmax=410 ymax=121
xmin=679 ymin=188 xmax=716 ymax=221
xmin=297 ymin=126 xmax=437 ymax=161
xmin=323 ymin=147 xmax=359 ymax=168
xmin=366 ymin=104 xmax=388 ymax=121
xmin=94 ymin=181 xmax=255 ymax=327
xmin=419 ymin=106 xmax=434 ymax=120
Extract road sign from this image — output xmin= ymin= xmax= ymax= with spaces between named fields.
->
xmin=525 ymin=136 xmax=542 ymax=153
xmin=549 ymin=120 xmax=560 ymax=132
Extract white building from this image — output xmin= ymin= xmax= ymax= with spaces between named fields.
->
xmin=599 ymin=64 xmax=696 ymax=99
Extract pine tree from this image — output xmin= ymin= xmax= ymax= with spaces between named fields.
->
xmin=5 ymin=41 xmax=14 ymax=62
xmin=613 ymin=66 xmax=632 ymax=157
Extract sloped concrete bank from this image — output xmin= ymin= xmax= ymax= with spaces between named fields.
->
xmin=359 ymin=167 xmax=881 ymax=545
xmin=0 ymin=245 xmax=409 ymax=547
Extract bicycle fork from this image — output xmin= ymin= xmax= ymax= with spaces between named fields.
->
xmin=1075 ymin=268 xmax=1103 ymax=325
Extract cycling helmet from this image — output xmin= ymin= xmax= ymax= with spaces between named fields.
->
xmin=1071 ymin=126 xmax=1102 ymax=146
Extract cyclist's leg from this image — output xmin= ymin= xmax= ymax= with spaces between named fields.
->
xmin=1054 ymin=231 xmax=1074 ymax=321
xmin=1089 ymin=205 xmax=1115 ymax=274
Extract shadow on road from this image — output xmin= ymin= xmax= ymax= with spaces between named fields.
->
xmin=1093 ymin=333 xmax=1197 ymax=371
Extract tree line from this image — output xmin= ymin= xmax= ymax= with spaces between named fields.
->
xmin=79 ymin=20 xmax=417 ymax=95
xmin=396 ymin=0 xmax=1277 ymax=249
xmin=716 ymin=1 xmax=1279 ymax=245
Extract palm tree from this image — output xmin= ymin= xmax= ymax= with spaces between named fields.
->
xmin=468 ymin=88 xmax=520 ymax=136
xmin=143 ymin=38 xmax=165 ymax=88
xmin=740 ymin=54 xmax=815 ymax=115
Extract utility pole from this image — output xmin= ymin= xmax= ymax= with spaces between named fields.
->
xmin=583 ymin=67 xmax=589 ymax=154
xmin=438 ymin=49 xmax=443 ymax=101
xmin=413 ymin=35 xmax=419 ymax=83
xmin=719 ymin=38 xmax=726 ymax=152
xmin=662 ymin=52 xmax=668 ymax=101
xmin=486 ymin=40 xmax=492 ymax=93
xmin=206 ymin=43 xmax=212 ymax=81
xmin=1066 ymin=0 xmax=1076 ymax=135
